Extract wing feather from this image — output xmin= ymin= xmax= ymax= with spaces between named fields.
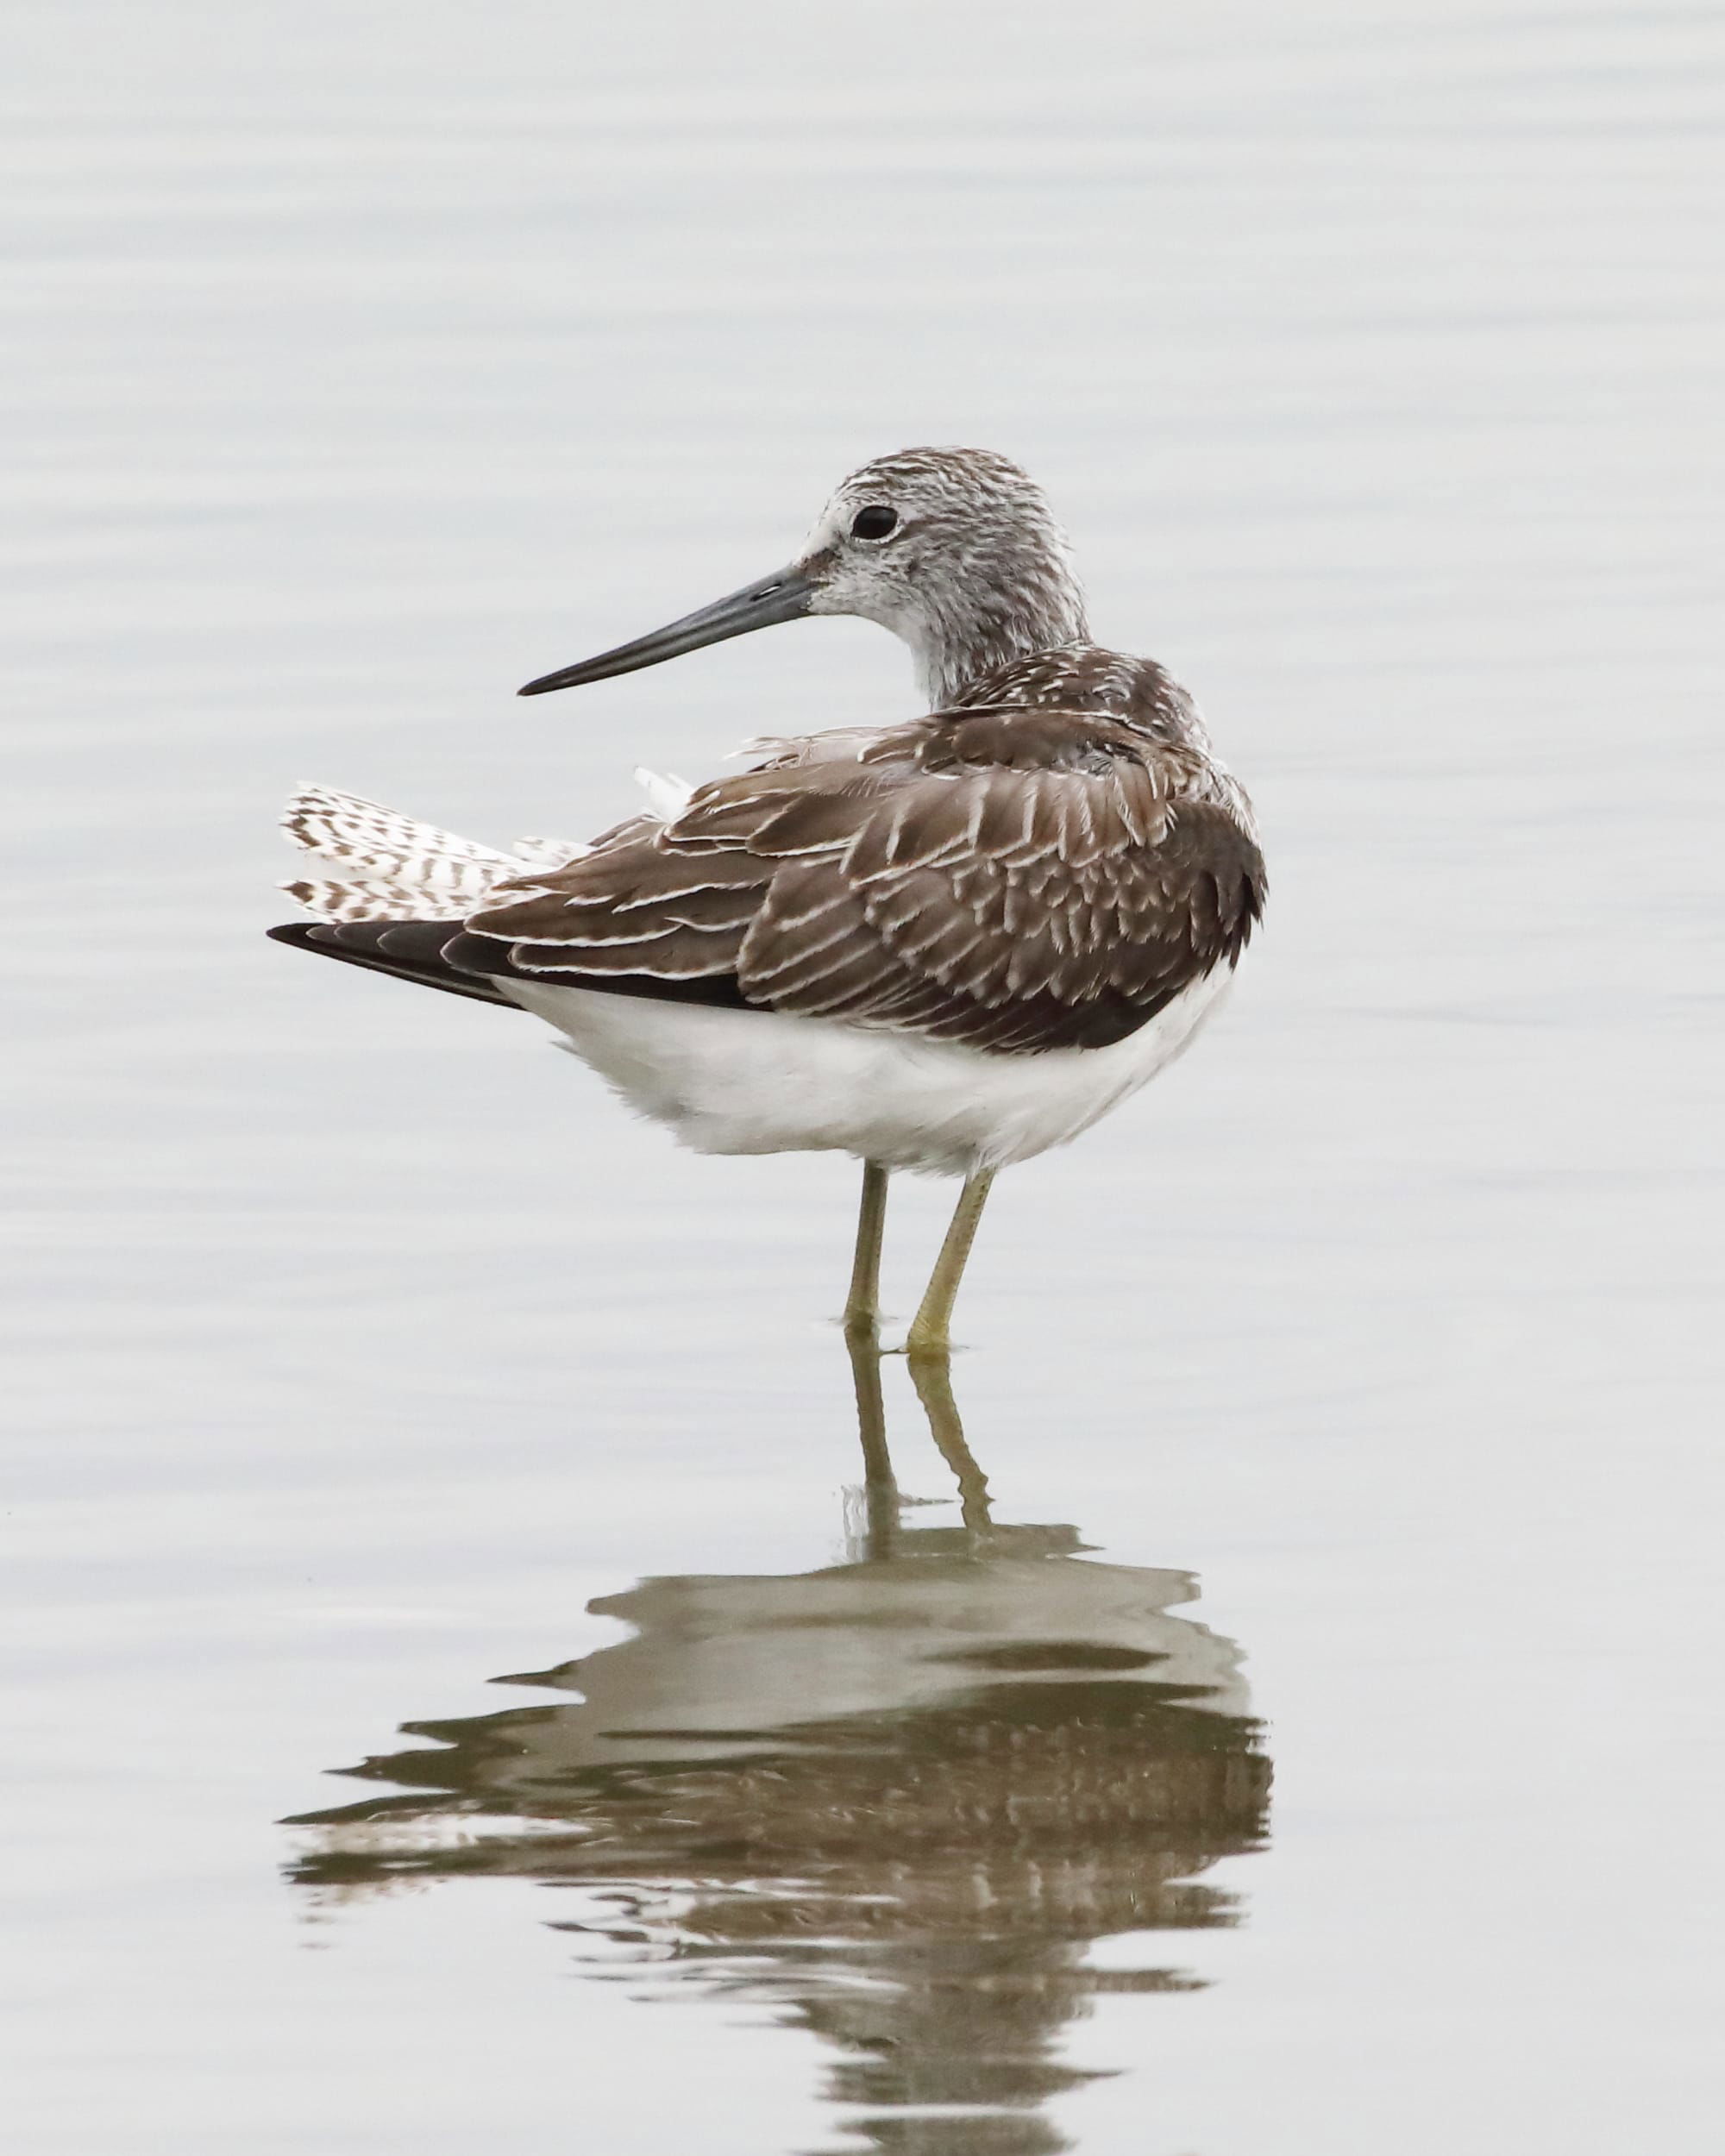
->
xmin=453 ymin=706 xmax=1264 ymax=1052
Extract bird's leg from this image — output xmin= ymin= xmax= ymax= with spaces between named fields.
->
xmin=844 ymin=1316 xmax=900 ymax=1560
xmin=843 ymin=1161 xmax=891 ymax=1344
xmin=905 ymin=1169 xmax=995 ymax=1359
xmin=906 ymin=1344 xmax=993 ymax=1538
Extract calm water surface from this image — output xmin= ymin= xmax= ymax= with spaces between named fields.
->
xmin=3 ymin=3 xmax=1721 ymax=2151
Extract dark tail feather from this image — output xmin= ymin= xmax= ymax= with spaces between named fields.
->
xmin=267 ymin=920 xmax=523 ymax=1010
xmin=270 ymin=918 xmax=754 ymax=1014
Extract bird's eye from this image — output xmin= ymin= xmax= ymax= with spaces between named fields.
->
xmin=850 ymin=505 xmax=898 ymax=541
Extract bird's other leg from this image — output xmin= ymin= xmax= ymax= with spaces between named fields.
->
xmin=843 ymin=1161 xmax=891 ymax=1345
xmin=906 ymin=1343 xmax=993 ymax=1539
xmin=905 ymin=1168 xmax=995 ymax=1360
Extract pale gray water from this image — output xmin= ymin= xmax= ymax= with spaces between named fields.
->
xmin=3 ymin=3 xmax=1721 ymax=2151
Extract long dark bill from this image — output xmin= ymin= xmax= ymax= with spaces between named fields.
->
xmin=517 ymin=566 xmax=817 ymax=696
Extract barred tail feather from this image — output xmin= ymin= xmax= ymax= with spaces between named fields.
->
xmin=281 ymin=874 xmax=484 ymax=924
xmin=279 ymin=782 xmax=571 ymax=924
xmin=277 ymin=776 xmax=688 ymax=926
xmin=282 ymin=783 xmax=512 ymax=882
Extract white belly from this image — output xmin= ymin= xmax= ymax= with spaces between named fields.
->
xmin=499 ymin=967 xmax=1237 ymax=1177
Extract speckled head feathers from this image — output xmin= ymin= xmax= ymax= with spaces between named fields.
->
xmin=799 ymin=448 xmax=1090 ymax=706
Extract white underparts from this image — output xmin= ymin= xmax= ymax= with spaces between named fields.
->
xmin=499 ymin=965 xmax=1236 ymax=1177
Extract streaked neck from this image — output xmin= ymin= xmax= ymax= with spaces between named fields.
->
xmin=913 ymin=562 xmax=1090 ymax=707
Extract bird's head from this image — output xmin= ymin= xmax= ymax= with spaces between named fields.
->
xmin=518 ymin=446 xmax=1088 ymax=710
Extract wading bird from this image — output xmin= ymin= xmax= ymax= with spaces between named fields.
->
xmin=269 ymin=449 xmax=1265 ymax=1353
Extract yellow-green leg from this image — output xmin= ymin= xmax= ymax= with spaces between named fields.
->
xmin=844 ymin=1317 xmax=899 ymax=1561
xmin=905 ymin=1168 xmax=995 ymax=1359
xmin=906 ymin=1342 xmax=993 ymax=1537
xmin=843 ymin=1161 xmax=890 ymax=1343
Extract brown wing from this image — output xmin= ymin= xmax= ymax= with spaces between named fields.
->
xmin=457 ymin=713 xmax=1264 ymax=1054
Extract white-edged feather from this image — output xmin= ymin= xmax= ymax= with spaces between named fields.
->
xmin=510 ymin=836 xmax=588 ymax=869
xmin=634 ymin=767 xmax=694 ymax=820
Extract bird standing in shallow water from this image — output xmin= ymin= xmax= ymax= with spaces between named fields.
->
xmin=270 ymin=448 xmax=1266 ymax=1354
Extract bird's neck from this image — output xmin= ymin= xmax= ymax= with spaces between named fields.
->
xmin=911 ymin=561 xmax=1090 ymax=708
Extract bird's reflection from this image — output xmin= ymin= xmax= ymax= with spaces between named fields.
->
xmin=285 ymin=1344 xmax=1271 ymax=2155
